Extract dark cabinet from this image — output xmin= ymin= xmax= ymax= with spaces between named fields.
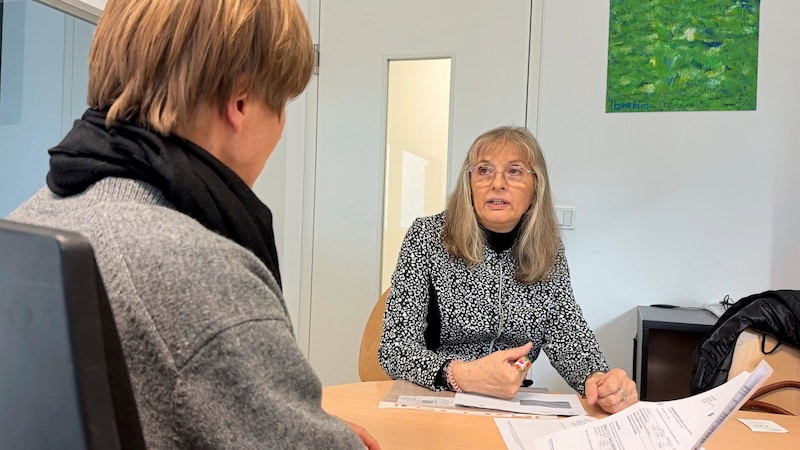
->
xmin=633 ymin=306 xmax=719 ymax=401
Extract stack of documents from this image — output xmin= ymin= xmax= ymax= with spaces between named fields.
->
xmin=494 ymin=360 xmax=774 ymax=449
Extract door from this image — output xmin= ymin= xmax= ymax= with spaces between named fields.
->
xmin=308 ymin=0 xmax=532 ymax=385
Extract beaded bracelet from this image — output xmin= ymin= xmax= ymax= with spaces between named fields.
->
xmin=445 ymin=359 xmax=466 ymax=393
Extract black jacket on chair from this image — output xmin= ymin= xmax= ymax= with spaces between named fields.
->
xmin=690 ymin=290 xmax=800 ymax=395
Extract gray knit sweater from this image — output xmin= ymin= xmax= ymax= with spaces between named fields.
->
xmin=8 ymin=178 xmax=362 ymax=449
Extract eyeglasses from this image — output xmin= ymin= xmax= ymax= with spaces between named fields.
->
xmin=469 ymin=163 xmax=534 ymax=184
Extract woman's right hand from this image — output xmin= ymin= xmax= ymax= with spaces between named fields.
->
xmin=452 ymin=342 xmax=533 ymax=399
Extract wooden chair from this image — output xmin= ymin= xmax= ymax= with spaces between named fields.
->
xmin=358 ymin=289 xmax=392 ymax=381
xmin=729 ymin=328 xmax=800 ymax=415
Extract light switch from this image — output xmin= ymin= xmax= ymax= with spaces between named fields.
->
xmin=555 ymin=206 xmax=575 ymax=230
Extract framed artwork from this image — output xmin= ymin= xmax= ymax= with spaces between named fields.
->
xmin=606 ymin=0 xmax=761 ymax=113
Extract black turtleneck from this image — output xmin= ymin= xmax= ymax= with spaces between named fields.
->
xmin=484 ymin=221 xmax=522 ymax=253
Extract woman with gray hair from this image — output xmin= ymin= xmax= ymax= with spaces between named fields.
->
xmin=379 ymin=126 xmax=636 ymax=414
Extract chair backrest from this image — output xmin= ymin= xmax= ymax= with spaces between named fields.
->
xmin=729 ymin=328 xmax=800 ymax=415
xmin=0 ymin=219 xmax=145 ymax=449
xmin=358 ymin=289 xmax=392 ymax=382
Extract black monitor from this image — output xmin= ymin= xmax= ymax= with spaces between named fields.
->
xmin=0 ymin=219 xmax=144 ymax=449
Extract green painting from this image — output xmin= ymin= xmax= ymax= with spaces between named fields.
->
xmin=606 ymin=0 xmax=760 ymax=113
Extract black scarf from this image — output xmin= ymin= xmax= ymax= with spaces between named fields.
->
xmin=47 ymin=108 xmax=282 ymax=288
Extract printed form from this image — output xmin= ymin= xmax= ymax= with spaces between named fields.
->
xmin=495 ymin=360 xmax=773 ymax=450
xmin=455 ymin=392 xmax=587 ymax=416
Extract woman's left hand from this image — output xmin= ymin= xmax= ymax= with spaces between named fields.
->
xmin=584 ymin=368 xmax=638 ymax=414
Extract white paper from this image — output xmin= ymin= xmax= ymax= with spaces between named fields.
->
xmin=737 ymin=418 xmax=788 ymax=433
xmin=495 ymin=416 xmax=597 ymax=450
xmin=378 ymin=381 xmax=558 ymax=418
xmin=454 ymin=391 xmax=588 ymax=416
xmin=529 ymin=360 xmax=773 ymax=450
xmin=395 ymin=395 xmax=455 ymax=407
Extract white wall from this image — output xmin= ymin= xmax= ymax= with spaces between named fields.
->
xmin=768 ymin=2 xmax=800 ymax=289
xmin=529 ymin=0 xmax=800 ymax=393
xmin=252 ymin=0 xmax=311 ymax=336
xmin=252 ymin=94 xmax=307 ymax=333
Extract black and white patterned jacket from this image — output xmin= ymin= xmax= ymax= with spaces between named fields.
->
xmin=379 ymin=212 xmax=609 ymax=395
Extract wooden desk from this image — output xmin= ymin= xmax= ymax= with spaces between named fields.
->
xmin=322 ymin=381 xmax=800 ymax=449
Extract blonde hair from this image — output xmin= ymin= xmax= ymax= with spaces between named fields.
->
xmin=443 ymin=126 xmax=560 ymax=283
xmin=88 ymin=0 xmax=314 ymax=134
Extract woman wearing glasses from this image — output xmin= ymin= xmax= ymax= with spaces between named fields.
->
xmin=379 ymin=126 xmax=636 ymax=414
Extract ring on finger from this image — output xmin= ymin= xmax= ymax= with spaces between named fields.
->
xmin=619 ymin=389 xmax=627 ymax=402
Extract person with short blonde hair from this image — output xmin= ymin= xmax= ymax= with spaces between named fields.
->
xmin=10 ymin=0 xmax=378 ymax=447
xmin=380 ymin=126 xmax=637 ymax=414
xmin=88 ymin=0 xmax=313 ymax=135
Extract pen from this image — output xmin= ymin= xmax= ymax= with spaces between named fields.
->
xmin=513 ymin=356 xmax=532 ymax=373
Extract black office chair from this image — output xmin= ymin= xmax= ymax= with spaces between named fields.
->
xmin=0 ymin=219 xmax=145 ymax=449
